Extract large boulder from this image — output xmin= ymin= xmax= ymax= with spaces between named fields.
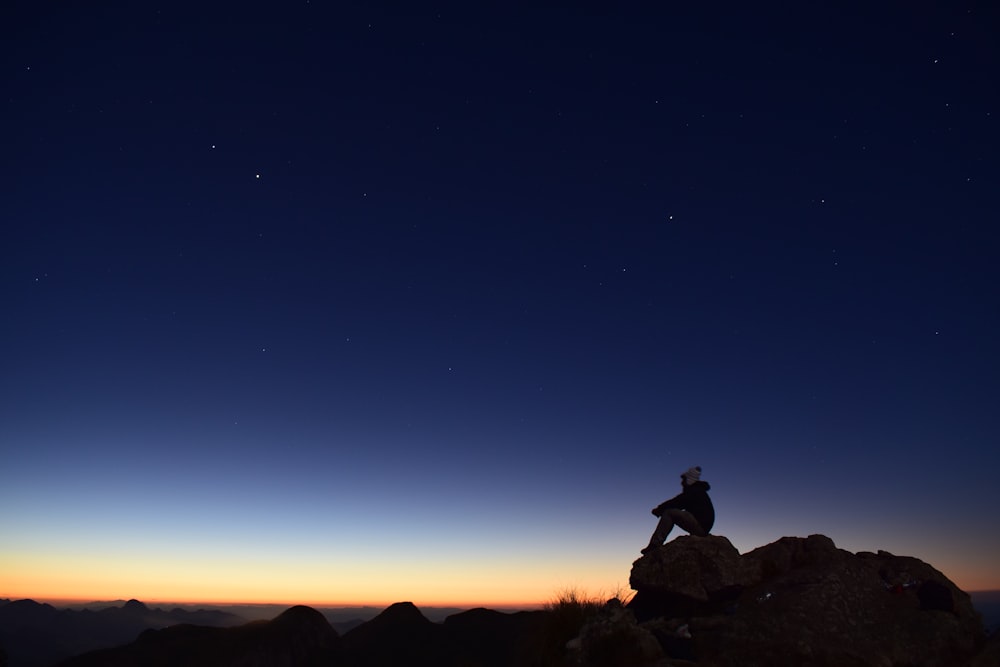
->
xmin=629 ymin=535 xmax=756 ymax=618
xmin=629 ymin=534 xmax=987 ymax=667
xmin=741 ymin=533 xmax=846 ymax=579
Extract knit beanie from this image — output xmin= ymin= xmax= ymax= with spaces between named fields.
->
xmin=682 ymin=466 xmax=702 ymax=485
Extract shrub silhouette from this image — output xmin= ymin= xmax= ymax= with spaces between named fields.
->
xmin=528 ymin=588 xmax=603 ymax=667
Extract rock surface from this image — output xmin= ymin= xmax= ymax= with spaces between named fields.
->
xmin=627 ymin=534 xmax=986 ymax=667
xmin=630 ymin=535 xmax=754 ymax=610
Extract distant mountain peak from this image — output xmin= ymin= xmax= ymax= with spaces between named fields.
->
xmin=271 ymin=604 xmax=336 ymax=632
xmin=122 ymin=599 xmax=149 ymax=612
xmin=4 ymin=599 xmax=56 ymax=614
xmin=377 ymin=601 xmax=429 ymax=624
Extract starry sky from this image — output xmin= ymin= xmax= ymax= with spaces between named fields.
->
xmin=2 ymin=2 xmax=998 ymax=607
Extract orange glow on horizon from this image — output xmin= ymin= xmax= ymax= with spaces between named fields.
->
xmin=3 ymin=542 xmax=996 ymax=612
xmin=0 ymin=550 xmax=623 ymax=610
xmin=0 ymin=580 xmax=561 ymax=610
xmin=1 ymin=592 xmax=548 ymax=610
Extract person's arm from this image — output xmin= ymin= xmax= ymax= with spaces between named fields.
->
xmin=652 ymin=492 xmax=683 ymax=516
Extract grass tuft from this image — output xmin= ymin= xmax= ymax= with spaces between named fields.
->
xmin=530 ymin=586 xmax=634 ymax=666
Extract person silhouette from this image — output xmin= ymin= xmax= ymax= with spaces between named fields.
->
xmin=642 ymin=466 xmax=715 ymax=554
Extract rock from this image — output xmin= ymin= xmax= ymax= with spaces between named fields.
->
xmin=629 ymin=535 xmax=756 ymax=619
xmin=629 ymin=534 xmax=986 ymax=667
xmin=742 ymin=533 xmax=845 ymax=580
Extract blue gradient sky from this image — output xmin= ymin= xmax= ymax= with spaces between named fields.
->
xmin=2 ymin=2 xmax=998 ymax=605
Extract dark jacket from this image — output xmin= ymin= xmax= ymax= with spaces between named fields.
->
xmin=654 ymin=481 xmax=715 ymax=533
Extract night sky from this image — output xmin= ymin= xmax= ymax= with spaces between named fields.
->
xmin=2 ymin=2 xmax=998 ymax=606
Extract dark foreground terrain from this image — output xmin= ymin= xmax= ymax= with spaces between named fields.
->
xmin=2 ymin=535 xmax=998 ymax=667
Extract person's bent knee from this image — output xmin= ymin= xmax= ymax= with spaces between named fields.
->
xmin=669 ymin=509 xmax=706 ymax=536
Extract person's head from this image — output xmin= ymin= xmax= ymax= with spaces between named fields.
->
xmin=681 ymin=466 xmax=702 ymax=487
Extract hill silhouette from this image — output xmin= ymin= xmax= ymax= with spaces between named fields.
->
xmin=48 ymin=600 xmax=548 ymax=667
xmin=0 ymin=599 xmax=245 ymax=667
xmin=51 ymin=604 xmax=338 ymax=667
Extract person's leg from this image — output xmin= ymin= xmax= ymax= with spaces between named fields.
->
xmin=668 ymin=509 xmax=707 ymax=537
xmin=644 ymin=509 xmax=708 ymax=553
xmin=645 ymin=512 xmax=676 ymax=551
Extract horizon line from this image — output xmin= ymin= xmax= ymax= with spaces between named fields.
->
xmin=6 ymin=590 xmax=1000 ymax=610
xmin=1 ymin=595 xmax=550 ymax=610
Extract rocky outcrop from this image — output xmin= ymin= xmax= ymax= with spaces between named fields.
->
xmin=626 ymin=534 xmax=986 ymax=667
xmin=630 ymin=535 xmax=755 ymax=614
